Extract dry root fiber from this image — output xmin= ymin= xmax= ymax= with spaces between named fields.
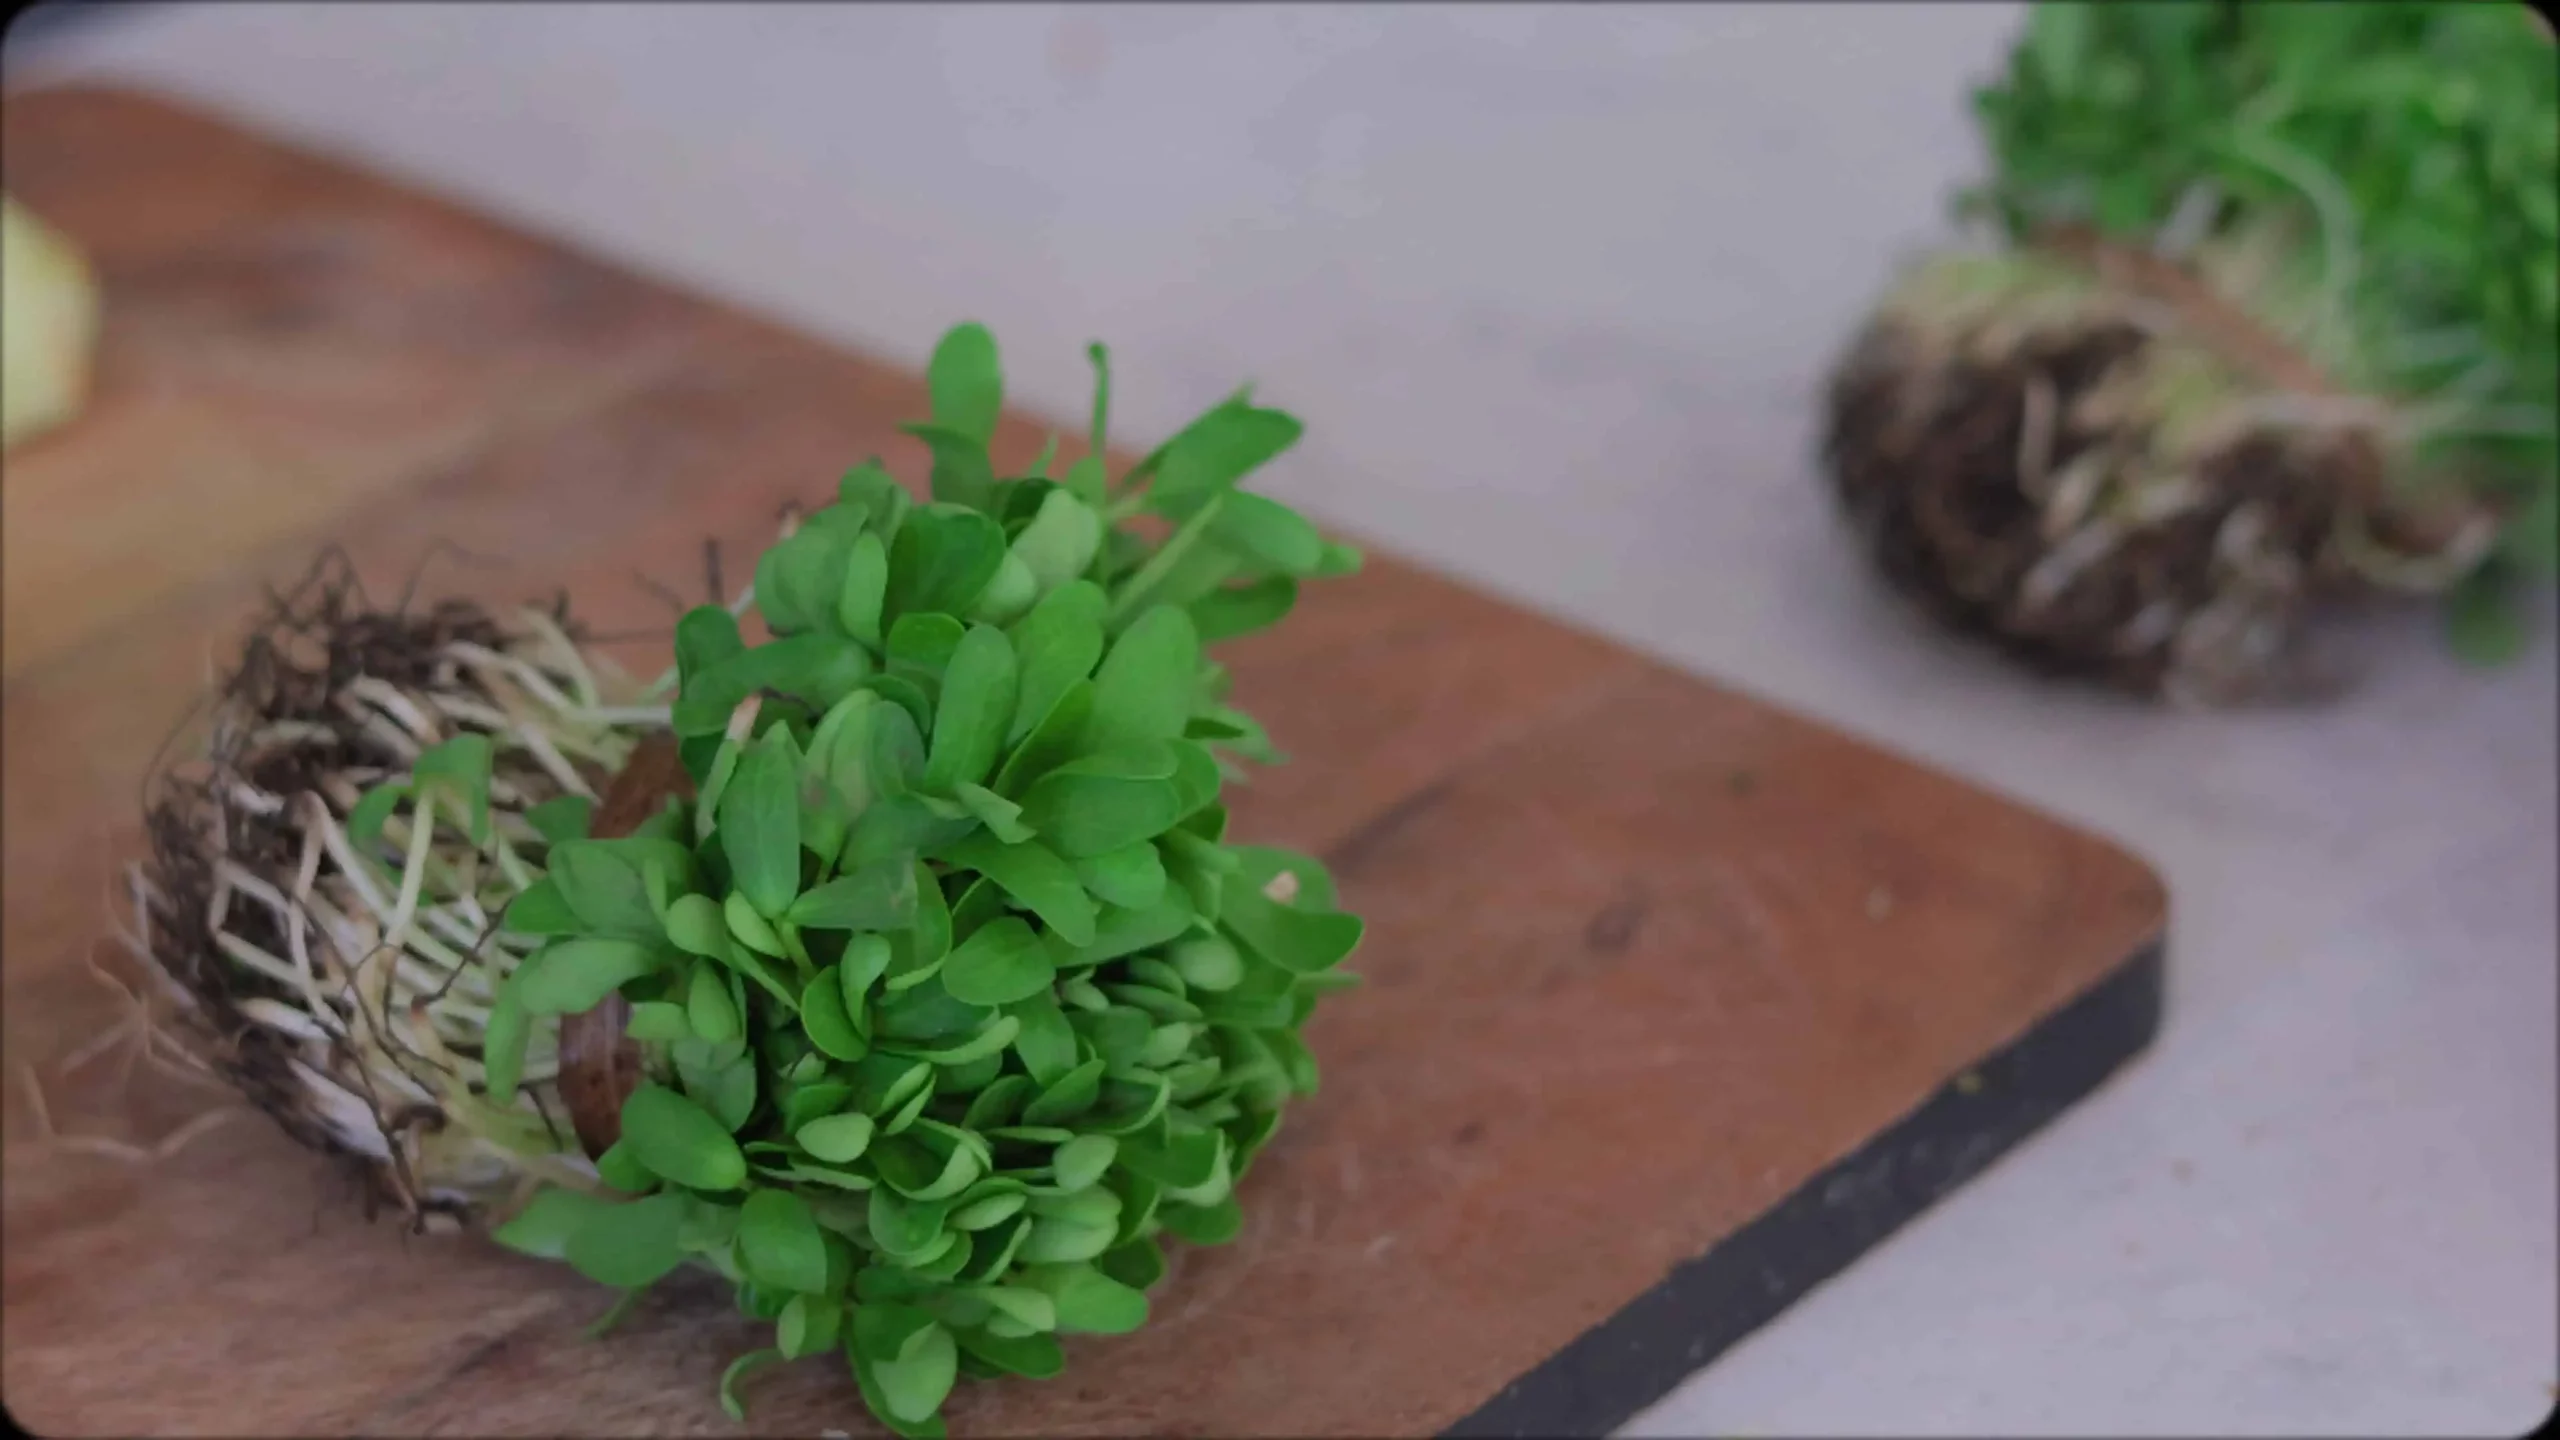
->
xmin=129 ymin=554 xmax=660 ymax=1229
xmin=1823 ymin=227 xmax=2494 ymax=706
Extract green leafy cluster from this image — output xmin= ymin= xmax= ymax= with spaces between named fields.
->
xmin=437 ymin=324 xmax=1362 ymax=1434
xmin=1964 ymin=0 xmax=2558 ymax=654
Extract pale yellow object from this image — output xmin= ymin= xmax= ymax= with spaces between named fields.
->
xmin=3 ymin=193 xmax=103 ymax=451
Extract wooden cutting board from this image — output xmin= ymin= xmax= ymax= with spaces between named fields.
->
xmin=0 ymin=85 xmax=2167 ymax=1438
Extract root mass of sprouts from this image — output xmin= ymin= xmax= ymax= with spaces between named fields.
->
xmin=129 ymin=555 xmax=656 ymax=1229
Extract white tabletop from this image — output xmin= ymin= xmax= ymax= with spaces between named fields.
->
xmin=13 ymin=5 xmax=2555 ymax=1433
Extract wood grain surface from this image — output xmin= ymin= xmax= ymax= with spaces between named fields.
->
xmin=0 ymin=86 xmax=2168 ymax=1437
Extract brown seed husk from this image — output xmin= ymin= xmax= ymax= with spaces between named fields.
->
xmin=1820 ymin=231 xmax=2493 ymax=705
xmin=555 ymin=732 xmax=695 ymax=1159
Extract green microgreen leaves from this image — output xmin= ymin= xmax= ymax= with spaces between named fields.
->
xmin=492 ymin=1186 xmax=609 ymax=1262
xmin=925 ymin=625 xmax=1017 ymax=791
xmin=549 ymin=838 xmax=692 ymax=939
xmin=411 ymin=733 xmax=495 ymax=846
xmin=564 ymin=1192 xmax=690 ymax=1289
xmin=840 ymin=531 xmax=891 ymax=647
xmin=722 ymin=735 xmax=802 ymax=918
xmin=857 ymin=1306 xmax=961 ymax=1430
xmin=889 ymin=506 xmax=1009 ymax=625
xmin=1084 ymin=607 xmax=1201 ymax=753
xmin=739 ymin=1188 xmax=830 ymax=1293
xmin=1134 ymin=395 xmax=1304 ymax=519
xmin=1016 ymin=748 xmax=1194 ymax=859
xmin=927 ymin=322 xmax=1004 ymax=447
xmin=473 ymin=321 xmax=1362 ymax=1437
xmin=720 ymin=1349 xmax=785 ymax=1422
xmin=525 ymin=794 xmax=595 ymax=846
xmin=1005 ymin=581 xmax=1107 ymax=744
xmin=939 ymin=834 xmax=1095 ymax=948
xmin=1053 ymin=1134 xmax=1117 ymax=1191
xmin=622 ymin=1082 xmax=748 ymax=1192
xmin=1019 ymin=1262 xmax=1149 ymax=1334
xmin=678 ymin=604 xmax=748 ymax=684
xmin=779 ymin=1294 xmax=841 ymax=1360
xmin=942 ymin=918 xmax=1056 ymax=1007
xmin=796 ymin=1111 xmax=876 ymax=1164
xmin=513 ymin=937 xmax=664 ymax=1016
xmin=788 ymin=858 xmax=918 ymax=931
xmin=1011 ymin=488 xmax=1106 ymax=592
xmin=799 ymin=967 xmax=871 ymax=1062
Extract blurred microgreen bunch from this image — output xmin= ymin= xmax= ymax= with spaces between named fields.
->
xmin=1963 ymin=0 xmax=2558 ymax=658
xmin=360 ymin=324 xmax=1363 ymax=1434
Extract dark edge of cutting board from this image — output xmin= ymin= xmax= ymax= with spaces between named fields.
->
xmin=1447 ymin=939 xmax=2165 ymax=1438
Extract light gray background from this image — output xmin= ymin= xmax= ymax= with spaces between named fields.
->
xmin=10 ymin=5 xmax=2555 ymax=1434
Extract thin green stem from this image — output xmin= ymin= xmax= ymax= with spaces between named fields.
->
xmin=1108 ymin=495 xmax=1227 ymax=625
xmin=776 ymin=920 xmax=814 ymax=977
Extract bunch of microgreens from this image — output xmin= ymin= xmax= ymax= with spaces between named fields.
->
xmin=342 ymin=323 xmax=1363 ymax=1434
xmin=127 ymin=568 xmax=660 ymax=1228
xmin=1961 ymin=0 xmax=2558 ymax=659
